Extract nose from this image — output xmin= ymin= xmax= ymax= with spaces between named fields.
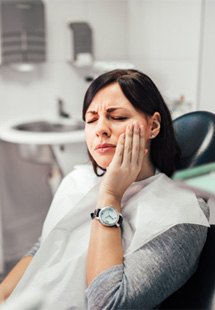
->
xmin=95 ymin=118 xmax=111 ymax=137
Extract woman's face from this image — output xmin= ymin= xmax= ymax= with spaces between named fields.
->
xmin=85 ymin=83 xmax=152 ymax=169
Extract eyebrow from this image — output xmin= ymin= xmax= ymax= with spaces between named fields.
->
xmin=86 ymin=107 xmax=128 ymax=115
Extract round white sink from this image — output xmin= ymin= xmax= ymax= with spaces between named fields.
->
xmin=0 ymin=118 xmax=85 ymax=145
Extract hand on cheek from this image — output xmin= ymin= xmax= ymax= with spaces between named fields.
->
xmin=99 ymin=122 xmax=148 ymax=202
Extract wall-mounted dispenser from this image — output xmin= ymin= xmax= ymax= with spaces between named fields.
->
xmin=69 ymin=22 xmax=93 ymax=68
xmin=69 ymin=21 xmax=134 ymax=81
xmin=0 ymin=0 xmax=46 ymax=71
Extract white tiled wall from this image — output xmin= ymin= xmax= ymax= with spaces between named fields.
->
xmin=199 ymin=0 xmax=215 ymax=113
xmin=0 ymin=0 xmax=128 ymax=123
xmin=127 ymin=0 xmax=202 ymax=110
xmin=0 ymin=0 xmax=214 ymax=124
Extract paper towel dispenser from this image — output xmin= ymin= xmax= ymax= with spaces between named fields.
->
xmin=0 ymin=0 xmax=46 ymax=68
xmin=69 ymin=22 xmax=93 ymax=67
xmin=68 ymin=21 xmax=134 ymax=82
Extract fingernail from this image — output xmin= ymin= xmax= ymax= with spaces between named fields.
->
xmin=128 ymin=124 xmax=133 ymax=132
xmin=134 ymin=122 xmax=139 ymax=133
xmin=144 ymin=149 xmax=148 ymax=155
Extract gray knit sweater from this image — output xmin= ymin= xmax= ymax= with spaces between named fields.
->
xmin=26 ymin=199 xmax=209 ymax=309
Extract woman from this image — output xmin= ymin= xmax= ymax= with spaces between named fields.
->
xmin=0 ymin=69 xmax=209 ymax=309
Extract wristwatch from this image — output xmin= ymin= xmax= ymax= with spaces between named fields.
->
xmin=91 ymin=206 xmax=123 ymax=228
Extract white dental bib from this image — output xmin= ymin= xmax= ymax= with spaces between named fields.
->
xmin=9 ymin=165 xmax=209 ymax=309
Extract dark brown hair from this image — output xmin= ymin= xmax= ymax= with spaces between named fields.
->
xmin=82 ymin=69 xmax=181 ymax=177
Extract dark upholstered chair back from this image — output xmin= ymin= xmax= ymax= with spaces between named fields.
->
xmin=160 ymin=111 xmax=215 ymax=309
xmin=160 ymin=225 xmax=215 ymax=309
xmin=173 ymin=111 xmax=215 ymax=170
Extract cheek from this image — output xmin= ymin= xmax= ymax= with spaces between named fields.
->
xmin=85 ymin=128 xmax=93 ymax=150
xmin=113 ymin=123 xmax=127 ymax=137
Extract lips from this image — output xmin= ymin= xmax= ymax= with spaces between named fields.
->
xmin=95 ymin=143 xmax=116 ymax=153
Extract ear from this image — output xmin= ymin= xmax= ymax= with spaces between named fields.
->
xmin=149 ymin=112 xmax=161 ymax=139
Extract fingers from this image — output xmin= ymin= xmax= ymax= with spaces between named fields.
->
xmin=110 ymin=121 xmax=147 ymax=169
xmin=123 ymin=124 xmax=133 ymax=163
xmin=137 ymin=124 xmax=147 ymax=166
xmin=110 ymin=132 xmax=125 ymax=166
xmin=130 ymin=122 xmax=140 ymax=164
xmin=123 ymin=122 xmax=146 ymax=167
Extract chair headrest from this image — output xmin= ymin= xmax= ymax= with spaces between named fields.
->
xmin=173 ymin=111 xmax=215 ymax=170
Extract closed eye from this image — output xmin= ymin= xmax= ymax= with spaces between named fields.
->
xmin=86 ymin=119 xmax=97 ymax=124
xmin=86 ymin=116 xmax=128 ymax=123
xmin=111 ymin=116 xmax=128 ymax=121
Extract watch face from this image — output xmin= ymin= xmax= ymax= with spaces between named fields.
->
xmin=99 ymin=207 xmax=119 ymax=227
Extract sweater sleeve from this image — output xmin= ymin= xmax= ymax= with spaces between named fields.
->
xmin=86 ymin=199 xmax=209 ymax=309
xmin=24 ymin=237 xmax=41 ymax=257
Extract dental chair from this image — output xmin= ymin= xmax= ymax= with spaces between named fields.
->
xmin=173 ymin=110 xmax=215 ymax=169
xmin=160 ymin=111 xmax=215 ymax=309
